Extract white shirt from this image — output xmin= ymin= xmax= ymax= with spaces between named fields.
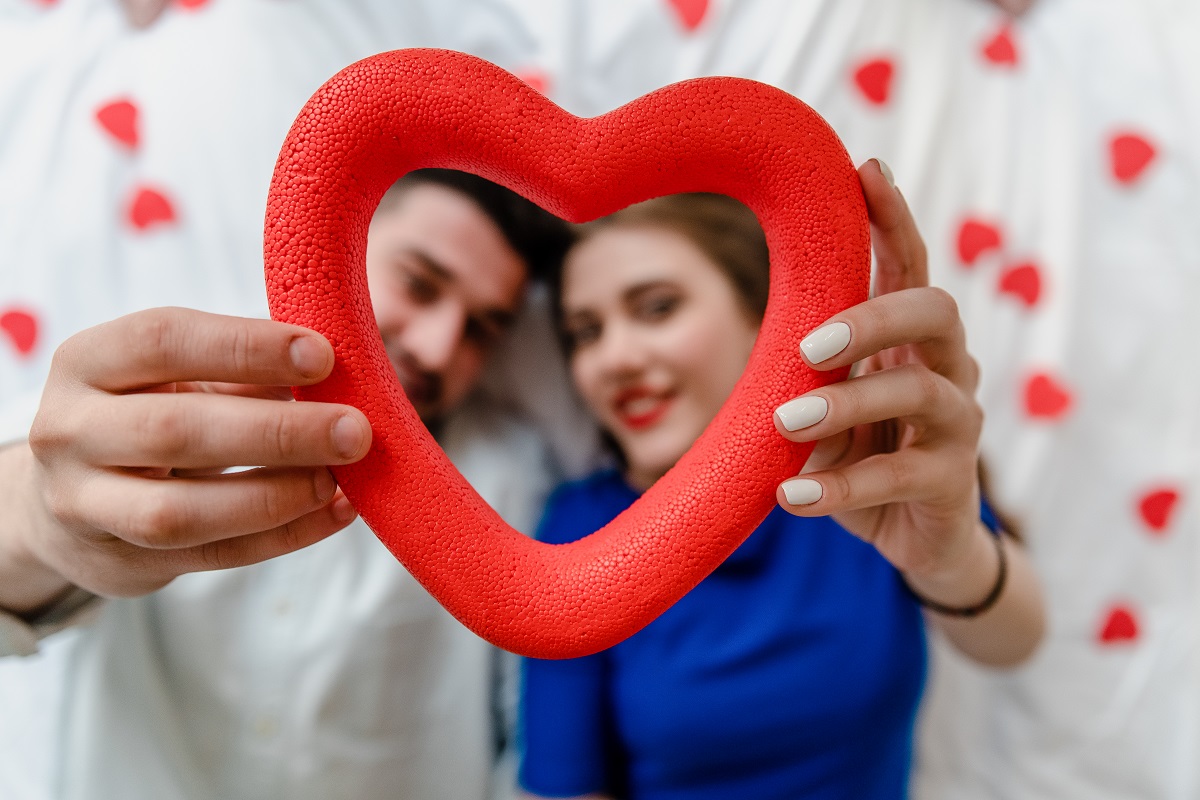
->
xmin=0 ymin=3 xmax=569 ymax=798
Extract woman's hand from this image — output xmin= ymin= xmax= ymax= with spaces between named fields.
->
xmin=772 ymin=160 xmax=1044 ymax=666
xmin=0 ymin=308 xmax=371 ymax=614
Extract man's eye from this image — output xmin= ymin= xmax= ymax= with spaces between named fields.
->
xmin=404 ymin=271 xmax=439 ymax=304
xmin=465 ymin=317 xmax=505 ymax=346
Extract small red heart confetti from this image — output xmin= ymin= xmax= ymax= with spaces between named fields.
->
xmin=1137 ymin=488 xmax=1180 ymax=534
xmin=0 ymin=308 xmax=39 ymax=356
xmin=514 ymin=69 xmax=550 ymax=96
xmin=1098 ymin=605 xmax=1139 ymax=645
xmin=1023 ymin=372 xmax=1072 ymax=419
xmin=1110 ymin=132 xmax=1156 ymax=185
xmin=998 ymin=262 xmax=1041 ymax=307
xmin=95 ymin=98 xmax=139 ymax=150
xmin=981 ymin=25 xmax=1018 ymax=66
xmin=666 ymin=0 xmax=708 ymax=32
xmin=127 ymin=186 xmax=177 ymax=231
xmin=956 ymin=218 xmax=1003 ymax=266
xmin=852 ymin=57 xmax=895 ymax=106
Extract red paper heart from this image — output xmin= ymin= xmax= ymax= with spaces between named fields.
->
xmin=0 ymin=308 xmax=39 ymax=356
xmin=981 ymin=25 xmax=1018 ymax=66
xmin=1137 ymin=488 xmax=1179 ymax=534
xmin=176 ymin=0 xmax=209 ymax=9
xmin=95 ymin=99 xmax=139 ymax=149
xmin=1110 ymin=133 xmax=1156 ymax=185
xmin=127 ymin=186 xmax=177 ymax=231
xmin=264 ymin=49 xmax=869 ymax=659
xmin=956 ymin=218 xmax=1003 ymax=266
xmin=1023 ymin=372 xmax=1071 ymax=419
xmin=1098 ymin=605 xmax=1139 ymax=644
xmin=853 ymin=58 xmax=894 ymax=106
xmin=998 ymin=262 xmax=1041 ymax=307
xmin=667 ymin=0 xmax=709 ymax=31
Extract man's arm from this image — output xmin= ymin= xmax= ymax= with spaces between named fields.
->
xmin=0 ymin=307 xmax=371 ymax=621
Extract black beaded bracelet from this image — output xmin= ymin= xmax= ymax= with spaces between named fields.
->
xmin=908 ymin=531 xmax=1008 ymax=618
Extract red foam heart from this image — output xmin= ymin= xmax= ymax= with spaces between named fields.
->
xmin=998 ymin=262 xmax=1041 ymax=307
xmin=981 ymin=25 xmax=1018 ymax=66
xmin=126 ymin=186 xmax=177 ymax=231
xmin=1023 ymin=372 xmax=1071 ymax=419
xmin=0 ymin=308 xmax=39 ymax=356
xmin=852 ymin=58 xmax=894 ymax=106
xmin=95 ymin=99 xmax=139 ymax=149
xmin=1098 ymin=605 xmax=1139 ymax=645
xmin=956 ymin=218 xmax=1002 ymax=266
xmin=667 ymin=0 xmax=709 ymax=31
xmin=1110 ymin=132 xmax=1156 ymax=185
xmin=514 ymin=69 xmax=550 ymax=96
xmin=1137 ymin=488 xmax=1179 ymax=534
xmin=264 ymin=49 xmax=869 ymax=659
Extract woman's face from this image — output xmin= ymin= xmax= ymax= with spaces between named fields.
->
xmin=562 ymin=225 xmax=761 ymax=490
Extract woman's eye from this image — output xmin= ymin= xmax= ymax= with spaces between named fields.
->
xmin=563 ymin=321 xmax=601 ymax=351
xmin=636 ymin=293 xmax=681 ymax=321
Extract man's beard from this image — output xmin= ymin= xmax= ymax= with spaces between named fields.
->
xmin=385 ymin=348 xmax=443 ymax=422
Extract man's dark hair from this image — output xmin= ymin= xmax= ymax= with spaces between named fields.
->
xmin=378 ymin=168 xmax=572 ymax=283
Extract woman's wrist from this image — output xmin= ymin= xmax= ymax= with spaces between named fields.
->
xmin=902 ymin=519 xmax=1004 ymax=615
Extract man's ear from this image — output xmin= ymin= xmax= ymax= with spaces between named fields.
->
xmin=119 ymin=0 xmax=171 ymax=29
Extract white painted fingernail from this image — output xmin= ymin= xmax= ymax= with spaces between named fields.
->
xmin=799 ymin=322 xmax=851 ymax=364
xmin=782 ymin=478 xmax=823 ymax=506
xmin=774 ymin=396 xmax=828 ymax=432
xmin=875 ymin=158 xmax=896 ymax=189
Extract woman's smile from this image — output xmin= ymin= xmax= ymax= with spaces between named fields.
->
xmin=613 ymin=386 xmax=677 ymax=431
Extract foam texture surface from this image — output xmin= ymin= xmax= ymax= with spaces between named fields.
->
xmin=264 ymin=49 xmax=869 ymax=658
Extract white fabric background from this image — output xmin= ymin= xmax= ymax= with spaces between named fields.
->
xmin=2 ymin=0 xmax=1198 ymax=797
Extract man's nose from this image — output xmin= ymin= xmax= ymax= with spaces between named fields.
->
xmin=402 ymin=302 xmax=466 ymax=373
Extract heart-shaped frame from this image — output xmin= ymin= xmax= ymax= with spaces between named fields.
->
xmin=265 ymin=49 xmax=869 ymax=659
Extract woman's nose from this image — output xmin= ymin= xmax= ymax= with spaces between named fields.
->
xmin=594 ymin=320 xmax=648 ymax=377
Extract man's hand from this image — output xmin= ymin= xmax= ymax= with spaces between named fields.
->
xmin=0 ymin=307 xmax=371 ymax=613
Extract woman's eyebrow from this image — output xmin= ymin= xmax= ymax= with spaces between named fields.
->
xmin=622 ymin=279 xmax=676 ymax=303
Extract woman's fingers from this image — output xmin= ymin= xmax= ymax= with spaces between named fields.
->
xmin=64 ymin=467 xmax=354 ymax=550
xmin=859 ymin=159 xmax=929 ymax=296
xmin=775 ymin=363 xmax=982 ymax=446
xmin=777 ymin=445 xmax=976 ymax=519
xmin=58 ymin=392 xmax=371 ymax=470
xmin=59 ymin=307 xmax=335 ymax=392
xmin=798 ymin=287 xmax=978 ymax=392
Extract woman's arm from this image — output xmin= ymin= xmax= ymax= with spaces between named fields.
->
xmin=772 ymin=160 xmax=1045 ymax=667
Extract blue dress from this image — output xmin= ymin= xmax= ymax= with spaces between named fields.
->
xmin=519 ymin=469 xmax=928 ymax=800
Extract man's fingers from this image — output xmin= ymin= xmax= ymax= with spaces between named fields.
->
xmin=798 ymin=287 xmax=976 ymax=390
xmin=59 ymin=308 xmax=335 ymax=392
xmin=774 ymin=364 xmax=982 ymax=446
xmin=60 ymin=392 xmax=371 ymax=469
xmin=859 ymin=159 xmax=929 ymax=295
xmin=173 ymin=497 xmax=358 ymax=575
xmin=69 ymin=467 xmax=351 ymax=550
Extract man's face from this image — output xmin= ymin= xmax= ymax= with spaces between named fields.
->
xmin=365 ymin=183 xmax=529 ymax=422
